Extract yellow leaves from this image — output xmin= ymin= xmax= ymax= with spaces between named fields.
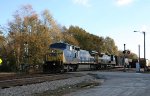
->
xmin=62 ymin=32 xmax=79 ymax=46
xmin=42 ymin=10 xmax=62 ymax=42
xmin=23 ymin=14 xmax=38 ymax=26
xmin=5 ymin=5 xmax=63 ymax=65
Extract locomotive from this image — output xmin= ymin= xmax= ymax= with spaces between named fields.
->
xmin=43 ymin=42 xmax=117 ymax=73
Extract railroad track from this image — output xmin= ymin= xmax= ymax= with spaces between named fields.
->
xmin=0 ymin=67 xmax=136 ymax=89
xmin=0 ymin=73 xmax=84 ymax=89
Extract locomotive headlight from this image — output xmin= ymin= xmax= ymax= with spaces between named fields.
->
xmin=53 ymin=63 xmax=56 ymax=65
xmin=51 ymin=50 xmax=54 ymax=53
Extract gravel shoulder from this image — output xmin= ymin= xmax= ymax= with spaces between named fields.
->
xmin=0 ymin=73 xmax=104 ymax=96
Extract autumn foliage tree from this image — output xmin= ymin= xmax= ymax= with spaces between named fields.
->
xmin=65 ymin=26 xmax=118 ymax=55
xmin=61 ymin=26 xmax=79 ymax=46
xmin=103 ymin=37 xmax=118 ymax=55
xmin=4 ymin=5 xmax=62 ymax=71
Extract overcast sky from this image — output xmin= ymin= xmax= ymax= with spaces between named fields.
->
xmin=1 ymin=0 xmax=150 ymax=59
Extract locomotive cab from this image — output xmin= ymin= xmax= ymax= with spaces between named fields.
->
xmin=43 ymin=42 xmax=80 ymax=72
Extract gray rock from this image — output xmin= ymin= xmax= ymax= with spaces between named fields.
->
xmin=0 ymin=75 xmax=95 ymax=96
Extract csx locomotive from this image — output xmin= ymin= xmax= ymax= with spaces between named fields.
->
xmin=43 ymin=42 xmax=117 ymax=73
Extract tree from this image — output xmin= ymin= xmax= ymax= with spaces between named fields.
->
xmin=42 ymin=9 xmax=62 ymax=43
xmin=104 ymin=37 xmax=118 ymax=55
xmin=62 ymin=26 xmax=79 ymax=46
xmin=5 ymin=5 xmax=61 ymax=72
xmin=0 ymin=27 xmax=17 ymax=71
xmin=128 ymin=52 xmax=138 ymax=59
xmin=66 ymin=26 xmax=118 ymax=55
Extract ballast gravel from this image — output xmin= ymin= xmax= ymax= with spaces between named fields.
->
xmin=0 ymin=75 xmax=96 ymax=96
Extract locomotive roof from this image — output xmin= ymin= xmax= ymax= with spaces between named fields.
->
xmin=50 ymin=42 xmax=80 ymax=49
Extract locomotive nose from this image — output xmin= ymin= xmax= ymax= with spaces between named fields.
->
xmin=47 ymin=49 xmax=63 ymax=62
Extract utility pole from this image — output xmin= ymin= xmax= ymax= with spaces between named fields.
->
xmin=143 ymin=32 xmax=146 ymax=71
xmin=143 ymin=32 xmax=145 ymax=60
xmin=138 ymin=45 xmax=140 ymax=62
xmin=134 ymin=31 xmax=146 ymax=71
xmin=123 ymin=44 xmax=126 ymax=72
xmin=138 ymin=45 xmax=141 ymax=72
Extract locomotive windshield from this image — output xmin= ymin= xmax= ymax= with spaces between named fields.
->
xmin=50 ymin=43 xmax=67 ymax=49
xmin=49 ymin=53 xmax=57 ymax=56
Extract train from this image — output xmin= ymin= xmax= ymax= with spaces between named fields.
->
xmin=43 ymin=42 xmax=117 ymax=73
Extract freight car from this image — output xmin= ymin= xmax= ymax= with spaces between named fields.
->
xmin=43 ymin=42 xmax=117 ymax=73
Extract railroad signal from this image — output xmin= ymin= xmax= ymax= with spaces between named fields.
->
xmin=123 ymin=51 xmax=126 ymax=54
xmin=127 ymin=51 xmax=130 ymax=54
xmin=123 ymin=50 xmax=130 ymax=54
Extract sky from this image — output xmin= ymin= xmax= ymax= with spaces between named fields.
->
xmin=0 ymin=0 xmax=150 ymax=59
